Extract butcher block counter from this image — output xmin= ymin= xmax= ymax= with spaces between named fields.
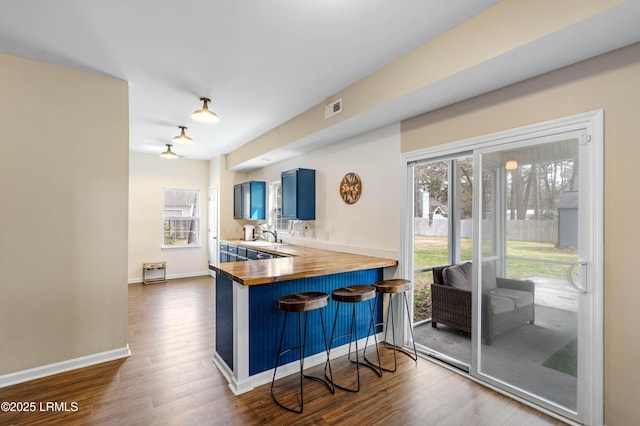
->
xmin=210 ymin=240 xmax=398 ymax=396
xmin=209 ymin=240 xmax=398 ymax=285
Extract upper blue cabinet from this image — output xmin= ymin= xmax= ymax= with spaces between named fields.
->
xmin=281 ymin=168 xmax=315 ymax=220
xmin=233 ymin=181 xmax=266 ymax=220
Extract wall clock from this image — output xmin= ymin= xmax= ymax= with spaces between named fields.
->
xmin=340 ymin=172 xmax=362 ymax=204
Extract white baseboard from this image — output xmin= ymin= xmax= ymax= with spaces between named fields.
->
xmin=212 ymin=353 xmax=254 ymax=396
xmin=128 ymin=271 xmax=211 ymax=284
xmin=0 ymin=345 xmax=131 ymax=388
xmin=216 ymin=332 xmax=383 ymax=395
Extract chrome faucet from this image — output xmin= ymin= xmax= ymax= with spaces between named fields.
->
xmin=263 ymin=229 xmax=278 ymax=243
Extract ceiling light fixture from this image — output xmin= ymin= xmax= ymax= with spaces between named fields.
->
xmin=505 ymin=160 xmax=518 ymax=170
xmin=191 ymin=97 xmax=219 ymax=123
xmin=172 ymin=125 xmax=193 ymax=144
xmin=161 ymin=144 xmax=178 ymax=158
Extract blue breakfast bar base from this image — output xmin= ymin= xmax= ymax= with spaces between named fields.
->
xmin=213 ymin=269 xmax=386 ymax=395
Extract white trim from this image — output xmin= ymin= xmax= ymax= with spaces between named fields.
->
xmin=212 ymin=352 xmax=254 ymax=396
xmin=233 ymin=281 xmax=250 ymax=391
xmin=402 ymin=110 xmax=603 ymax=164
xmin=128 ymin=271 xmax=211 ymax=284
xmin=585 ymin=109 xmax=605 ymax=426
xmin=0 ymin=345 xmax=131 ymax=388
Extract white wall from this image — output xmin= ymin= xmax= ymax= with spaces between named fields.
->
xmin=128 ymin=153 xmax=210 ymax=281
xmin=244 ymin=123 xmax=401 ymax=259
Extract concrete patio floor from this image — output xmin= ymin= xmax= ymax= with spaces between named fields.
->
xmin=413 ymin=278 xmax=578 ymax=410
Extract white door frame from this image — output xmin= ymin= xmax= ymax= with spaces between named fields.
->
xmin=208 ymin=185 xmax=219 ymax=276
xmin=400 ymin=110 xmax=603 ymax=425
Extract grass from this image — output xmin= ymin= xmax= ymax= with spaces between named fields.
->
xmin=412 ymin=236 xmax=577 ymax=322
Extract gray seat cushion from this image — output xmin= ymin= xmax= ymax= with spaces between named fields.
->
xmin=488 ymin=292 xmax=515 ymax=314
xmin=490 ymin=287 xmax=533 ymax=308
xmin=443 ymin=262 xmax=472 ymax=291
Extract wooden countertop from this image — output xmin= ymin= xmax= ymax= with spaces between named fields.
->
xmin=210 ymin=240 xmax=397 ymax=286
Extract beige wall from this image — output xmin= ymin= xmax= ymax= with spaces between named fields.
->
xmin=128 ymin=153 xmax=210 ymax=281
xmin=402 ymin=42 xmax=640 ymax=425
xmin=241 ymin=123 xmax=400 ymax=259
xmin=0 ymin=54 xmax=129 ymax=374
xmin=210 ymin=155 xmax=248 ymax=242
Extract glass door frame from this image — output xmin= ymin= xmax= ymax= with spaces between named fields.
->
xmin=400 ymin=110 xmax=603 ymax=425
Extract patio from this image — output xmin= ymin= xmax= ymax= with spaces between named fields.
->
xmin=413 ymin=277 xmax=578 ymax=410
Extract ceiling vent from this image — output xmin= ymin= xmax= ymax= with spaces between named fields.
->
xmin=324 ymin=98 xmax=342 ymax=119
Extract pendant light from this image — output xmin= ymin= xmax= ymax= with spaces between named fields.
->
xmin=161 ymin=144 xmax=178 ymax=158
xmin=191 ymin=97 xmax=220 ymax=123
xmin=505 ymin=160 xmax=518 ymax=170
xmin=172 ymin=125 xmax=193 ymax=144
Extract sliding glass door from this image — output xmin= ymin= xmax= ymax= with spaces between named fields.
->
xmin=411 ymin=156 xmax=473 ymax=370
xmin=403 ymin=111 xmax=603 ymax=424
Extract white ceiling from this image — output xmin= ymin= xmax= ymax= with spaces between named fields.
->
xmin=2 ymin=1 xmax=640 ymax=166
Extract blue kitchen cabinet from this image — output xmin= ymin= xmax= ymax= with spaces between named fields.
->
xmin=281 ymin=168 xmax=315 ymax=220
xmin=233 ymin=181 xmax=266 ymax=220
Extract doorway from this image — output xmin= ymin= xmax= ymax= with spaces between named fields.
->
xmin=402 ymin=111 xmax=603 ymax=424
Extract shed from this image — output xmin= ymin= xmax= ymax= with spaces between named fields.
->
xmin=557 ymin=191 xmax=578 ymax=248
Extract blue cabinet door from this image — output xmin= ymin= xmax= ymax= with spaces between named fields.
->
xmin=281 ymin=170 xmax=297 ymax=219
xmin=233 ymin=184 xmax=242 ymax=219
xmin=243 ymin=181 xmax=266 ymax=220
xmin=281 ymin=168 xmax=315 ymax=220
xmin=235 ymin=181 xmax=266 ymax=220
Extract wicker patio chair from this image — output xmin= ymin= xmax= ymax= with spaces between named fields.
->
xmin=430 ymin=262 xmax=535 ymax=343
xmin=430 ymin=264 xmax=472 ymax=334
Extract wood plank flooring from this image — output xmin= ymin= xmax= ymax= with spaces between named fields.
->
xmin=0 ymin=276 xmax=567 ymax=425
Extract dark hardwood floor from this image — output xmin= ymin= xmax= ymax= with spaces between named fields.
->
xmin=0 ymin=276 xmax=566 ymax=425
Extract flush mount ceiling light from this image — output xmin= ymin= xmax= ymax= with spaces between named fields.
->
xmin=172 ymin=125 xmax=193 ymax=144
xmin=191 ymin=97 xmax=219 ymax=123
xmin=160 ymin=144 xmax=178 ymax=158
xmin=505 ymin=160 xmax=519 ymax=170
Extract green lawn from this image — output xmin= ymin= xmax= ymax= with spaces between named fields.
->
xmin=412 ymin=236 xmax=577 ymax=322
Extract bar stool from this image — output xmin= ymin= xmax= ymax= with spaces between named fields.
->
xmin=271 ymin=292 xmax=334 ymax=413
xmin=365 ymin=279 xmax=418 ymax=372
xmin=325 ymin=285 xmax=382 ymax=392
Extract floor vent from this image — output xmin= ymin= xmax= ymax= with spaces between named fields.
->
xmin=324 ymin=98 xmax=342 ymax=119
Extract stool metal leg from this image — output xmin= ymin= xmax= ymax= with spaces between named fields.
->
xmin=327 ymin=299 xmax=382 ymax=392
xmin=272 ymin=311 xmax=304 ymax=413
xmin=403 ymin=292 xmax=418 ymax=362
xmin=272 ymin=309 xmax=334 ymax=413
xmin=361 ymin=299 xmax=382 ymax=377
xmin=365 ymin=291 xmax=418 ymax=372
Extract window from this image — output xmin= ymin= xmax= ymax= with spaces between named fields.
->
xmin=269 ymin=181 xmax=291 ymax=232
xmin=163 ymin=188 xmax=200 ymax=247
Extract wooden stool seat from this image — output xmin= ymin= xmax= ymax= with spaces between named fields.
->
xmin=332 ymin=285 xmax=376 ymax=303
xmin=373 ymin=279 xmax=412 ymax=294
xmin=277 ymin=292 xmax=329 ymax=312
